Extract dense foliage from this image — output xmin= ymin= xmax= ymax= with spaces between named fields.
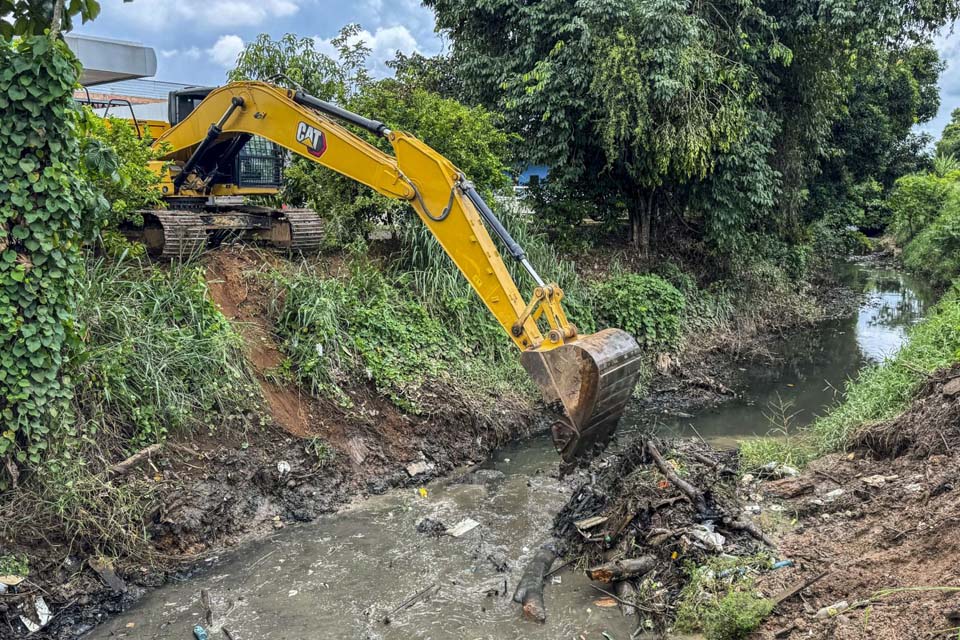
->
xmin=425 ymin=0 xmax=957 ymax=264
xmin=592 ymin=273 xmax=684 ymax=349
xmin=888 ymin=153 xmax=960 ymax=287
xmin=76 ymin=113 xmax=166 ymax=255
xmin=0 ymin=36 xmax=106 ymax=482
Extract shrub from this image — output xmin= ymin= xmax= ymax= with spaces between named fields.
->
xmin=76 ymin=111 xmax=166 ymax=256
xmin=887 ymin=172 xmax=956 ymax=244
xmin=902 ymin=190 xmax=960 ymax=288
xmin=592 ymin=273 xmax=685 ymax=350
xmin=674 ymin=557 xmax=774 ymax=640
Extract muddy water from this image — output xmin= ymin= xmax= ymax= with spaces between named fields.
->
xmin=88 ymin=440 xmax=636 ymax=639
xmin=86 ymin=262 xmax=932 ymax=640
xmin=628 ymin=263 xmax=935 ymax=448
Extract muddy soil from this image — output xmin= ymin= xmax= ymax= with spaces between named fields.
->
xmin=753 ymin=367 xmax=960 ymax=640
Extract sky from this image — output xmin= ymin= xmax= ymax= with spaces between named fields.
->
xmin=76 ymin=2 xmax=960 ymax=142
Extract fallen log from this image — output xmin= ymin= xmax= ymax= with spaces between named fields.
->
xmin=586 ymin=556 xmax=657 ymax=583
xmin=512 ymin=542 xmax=557 ymax=623
xmin=108 ymin=443 xmax=163 ymax=476
xmin=647 ymin=441 xmax=708 ymax=515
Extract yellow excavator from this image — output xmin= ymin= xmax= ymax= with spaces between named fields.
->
xmin=116 ymin=80 xmax=643 ymax=468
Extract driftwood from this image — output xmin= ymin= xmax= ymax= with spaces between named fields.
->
xmin=615 ymin=580 xmax=638 ymax=617
xmin=689 ymin=450 xmax=735 ymax=476
xmin=724 ymin=516 xmax=774 ymax=547
xmin=108 ymin=443 xmax=163 ymax=476
xmin=771 ymin=571 xmax=830 ymax=606
xmin=647 ymin=441 xmax=708 ymax=515
xmin=586 ymin=556 xmax=657 ymax=583
xmin=512 ymin=543 xmax=557 ymax=623
xmin=382 ymin=583 xmax=439 ymax=624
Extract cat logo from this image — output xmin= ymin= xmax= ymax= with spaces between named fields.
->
xmin=296 ymin=122 xmax=327 ymax=157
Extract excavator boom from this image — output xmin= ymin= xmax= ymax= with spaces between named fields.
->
xmin=151 ymin=81 xmax=644 ymax=468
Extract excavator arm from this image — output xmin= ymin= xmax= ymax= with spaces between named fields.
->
xmin=152 ymin=81 xmax=643 ymax=468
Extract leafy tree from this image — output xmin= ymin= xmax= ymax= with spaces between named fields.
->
xmin=805 ymin=42 xmax=942 ymax=235
xmin=425 ymin=0 xmax=960 ymax=263
xmin=387 ymin=51 xmax=462 ymax=99
xmin=229 ymin=33 xmax=349 ymax=101
xmin=937 ymin=108 xmax=960 ymax=159
xmin=1 ymin=0 xmax=103 ymax=38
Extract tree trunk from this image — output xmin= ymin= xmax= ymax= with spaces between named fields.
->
xmin=513 ymin=542 xmax=557 ymax=623
xmin=629 ymin=189 xmax=653 ymax=259
xmin=50 ymin=0 xmax=65 ymax=37
xmin=639 ymin=189 xmax=654 ymax=260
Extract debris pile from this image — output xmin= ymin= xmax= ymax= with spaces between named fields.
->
xmin=551 ymin=437 xmax=774 ymax=632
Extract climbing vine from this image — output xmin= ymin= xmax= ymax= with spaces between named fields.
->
xmin=0 ymin=35 xmax=106 ymax=478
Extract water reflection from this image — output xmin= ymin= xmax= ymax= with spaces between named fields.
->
xmin=628 ymin=264 xmax=934 ymax=447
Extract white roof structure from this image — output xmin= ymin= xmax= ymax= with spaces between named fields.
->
xmin=65 ymin=34 xmax=157 ymax=86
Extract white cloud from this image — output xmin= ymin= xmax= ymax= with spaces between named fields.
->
xmin=209 ymin=35 xmax=245 ymax=68
xmin=160 ymin=47 xmax=201 ymax=60
xmin=315 ymin=25 xmax=421 ymax=77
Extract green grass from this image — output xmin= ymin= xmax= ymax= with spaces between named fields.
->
xmin=810 ymin=286 xmax=960 ymax=453
xmin=74 ymin=256 xmax=258 ymax=446
xmin=673 ymin=555 xmax=774 ymax=640
xmin=272 ymin=254 xmax=526 ymax=413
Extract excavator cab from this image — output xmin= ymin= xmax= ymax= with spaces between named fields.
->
xmin=168 ymin=87 xmax=284 ymax=191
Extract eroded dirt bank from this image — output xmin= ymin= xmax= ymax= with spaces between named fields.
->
xmin=753 ymin=366 xmax=960 ymax=640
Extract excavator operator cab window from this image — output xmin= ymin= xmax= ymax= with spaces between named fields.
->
xmin=166 ymin=87 xmax=282 ymax=190
xmin=168 ymin=86 xmax=215 ymax=125
xmin=235 ymin=136 xmax=283 ymax=188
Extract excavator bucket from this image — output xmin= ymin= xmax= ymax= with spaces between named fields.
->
xmin=520 ymin=328 xmax=643 ymax=469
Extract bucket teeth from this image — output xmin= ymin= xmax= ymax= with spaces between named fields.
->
xmin=521 ymin=328 xmax=643 ymax=470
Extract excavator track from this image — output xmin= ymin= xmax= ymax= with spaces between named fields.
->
xmin=281 ymin=208 xmax=325 ymax=253
xmin=143 ymin=211 xmax=207 ymax=260
xmin=134 ymin=208 xmax=324 ymax=259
